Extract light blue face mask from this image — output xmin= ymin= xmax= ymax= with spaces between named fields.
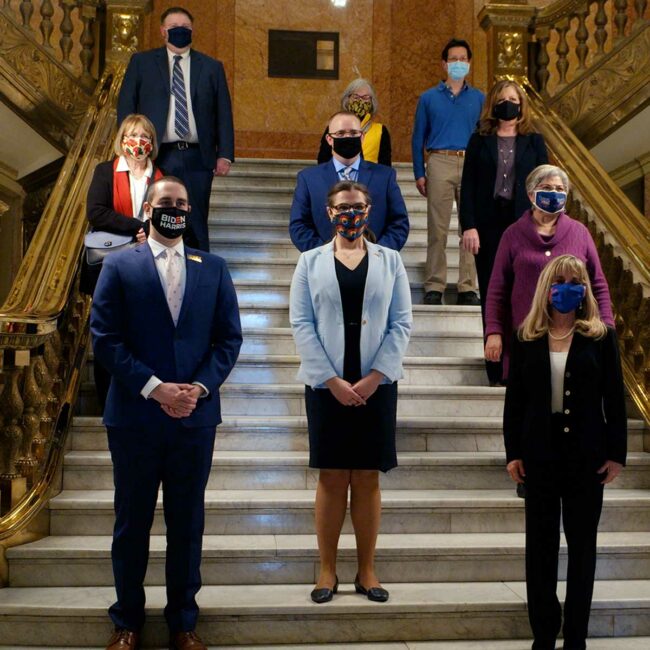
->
xmin=447 ymin=61 xmax=470 ymax=80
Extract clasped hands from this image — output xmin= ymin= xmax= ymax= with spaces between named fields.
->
xmin=507 ymin=458 xmax=623 ymax=485
xmin=325 ymin=370 xmax=384 ymax=407
xmin=150 ymin=382 xmax=203 ymax=418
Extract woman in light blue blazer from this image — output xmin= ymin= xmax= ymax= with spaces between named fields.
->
xmin=290 ymin=181 xmax=412 ymax=605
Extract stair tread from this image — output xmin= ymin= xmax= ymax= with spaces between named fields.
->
xmin=1 ymin=580 xmax=650 ymax=615
xmin=10 ymin=531 xmax=650 ymax=558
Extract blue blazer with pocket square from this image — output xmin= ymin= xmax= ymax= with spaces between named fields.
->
xmin=289 ymin=240 xmax=412 ymax=388
xmin=90 ymin=242 xmax=242 ymax=430
xmin=289 ymin=160 xmax=409 ymax=252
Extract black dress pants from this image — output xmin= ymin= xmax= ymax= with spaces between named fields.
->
xmin=524 ymin=444 xmax=605 ymax=649
xmin=475 ymin=197 xmax=514 ymax=384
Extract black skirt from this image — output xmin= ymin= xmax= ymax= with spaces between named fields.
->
xmin=305 ymin=382 xmax=398 ymax=472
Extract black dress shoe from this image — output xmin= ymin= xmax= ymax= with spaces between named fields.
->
xmin=310 ymin=575 xmax=339 ymax=603
xmin=354 ymin=574 xmax=389 ymax=602
xmin=457 ymin=291 xmax=481 ymax=306
xmin=423 ymin=291 xmax=443 ymax=305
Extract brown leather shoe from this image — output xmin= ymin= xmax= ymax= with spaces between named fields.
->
xmin=169 ymin=630 xmax=207 ymax=650
xmin=106 ymin=628 xmax=140 ymax=650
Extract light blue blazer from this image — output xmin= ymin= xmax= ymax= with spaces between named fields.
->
xmin=289 ymin=240 xmax=412 ymax=389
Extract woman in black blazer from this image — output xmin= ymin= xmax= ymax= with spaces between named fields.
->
xmin=460 ymin=80 xmax=548 ymax=384
xmin=504 ymin=254 xmax=627 ymax=650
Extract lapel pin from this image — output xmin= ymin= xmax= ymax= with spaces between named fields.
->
xmin=187 ymin=254 xmax=203 ymax=263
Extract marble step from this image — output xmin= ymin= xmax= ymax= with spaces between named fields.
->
xmin=9 ymin=531 xmax=650 ymax=588
xmin=68 ymin=416 xmax=648 ymax=454
xmin=227 ymin=355 xmax=486 ymax=385
xmin=216 ymin=383 xmax=503 ymax=417
xmin=236 ymin=304 xmax=481 ymax=330
xmin=59 ymin=450 xmax=650 ymax=492
xmin=239 ymin=328 xmax=485 ymax=358
xmin=48 ymin=489 xmax=650 ymax=536
xmin=1 ymin=581 xmax=649 ymax=646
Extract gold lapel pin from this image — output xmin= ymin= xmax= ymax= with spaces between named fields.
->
xmin=187 ymin=254 xmax=203 ymax=263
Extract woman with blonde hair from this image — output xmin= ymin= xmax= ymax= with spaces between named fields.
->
xmin=504 ymin=254 xmax=627 ymax=650
xmin=459 ymin=79 xmax=548 ymax=384
xmin=317 ymin=78 xmax=392 ymax=166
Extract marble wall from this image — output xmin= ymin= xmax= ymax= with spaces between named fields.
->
xmin=145 ymin=0 xmax=491 ymax=161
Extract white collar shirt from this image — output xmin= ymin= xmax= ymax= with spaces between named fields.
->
xmin=116 ymin=155 xmax=154 ymax=219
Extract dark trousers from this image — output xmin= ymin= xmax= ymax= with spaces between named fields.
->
xmin=524 ymin=422 xmax=605 ymax=650
xmin=94 ymin=361 xmax=111 ymax=413
xmin=475 ymin=197 xmax=514 ymax=384
xmin=107 ymin=422 xmax=216 ymax=633
xmin=157 ymin=143 xmax=214 ymax=252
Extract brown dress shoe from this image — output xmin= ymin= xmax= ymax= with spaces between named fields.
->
xmin=170 ymin=630 xmax=207 ymax=650
xmin=106 ymin=628 xmax=140 ymax=650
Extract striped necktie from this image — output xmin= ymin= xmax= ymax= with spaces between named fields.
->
xmin=172 ymin=55 xmax=190 ymax=140
xmin=340 ymin=166 xmax=354 ymax=181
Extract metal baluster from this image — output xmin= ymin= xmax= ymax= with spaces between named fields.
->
xmin=19 ymin=0 xmax=33 ymax=28
xmin=59 ymin=0 xmax=76 ymax=66
xmin=535 ymin=29 xmax=551 ymax=96
xmin=634 ymin=0 xmax=648 ymax=22
xmin=575 ymin=8 xmax=589 ymax=71
xmin=594 ymin=0 xmax=609 ymax=56
xmin=555 ymin=20 xmax=570 ymax=87
xmin=40 ymin=0 xmax=55 ymax=48
xmin=79 ymin=10 xmax=96 ymax=83
xmin=614 ymin=0 xmax=628 ymax=40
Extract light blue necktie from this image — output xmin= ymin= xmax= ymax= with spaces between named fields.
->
xmin=172 ymin=55 xmax=190 ymax=139
xmin=340 ymin=166 xmax=354 ymax=181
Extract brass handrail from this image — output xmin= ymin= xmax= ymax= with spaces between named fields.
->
xmin=0 ymin=63 xmax=124 ymax=540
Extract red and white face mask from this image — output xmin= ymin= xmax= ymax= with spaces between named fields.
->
xmin=122 ymin=136 xmax=152 ymax=160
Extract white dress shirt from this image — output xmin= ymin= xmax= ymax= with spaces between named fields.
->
xmin=115 ymin=156 xmax=154 ymax=219
xmin=163 ymin=48 xmax=199 ymax=143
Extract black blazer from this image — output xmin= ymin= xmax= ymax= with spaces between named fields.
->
xmin=503 ymin=328 xmax=627 ymax=467
xmin=117 ymin=47 xmax=234 ymax=168
xmin=316 ymin=124 xmax=392 ymax=166
xmin=459 ymin=132 xmax=548 ymax=232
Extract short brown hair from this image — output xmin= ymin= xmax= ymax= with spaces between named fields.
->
xmin=327 ymin=181 xmax=376 ymax=243
xmin=327 ymin=111 xmax=361 ymax=132
xmin=114 ymin=113 xmax=158 ymax=159
xmin=478 ymin=80 xmax=535 ymax=136
xmin=160 ymin=6 xmax=194 ymax=24
xmin=145 ymin=175 xmax=188 ymax=204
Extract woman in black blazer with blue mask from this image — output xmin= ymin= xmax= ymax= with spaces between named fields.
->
xmin=504 ymin=254 xmax=627 ymax=650
xmin=460 ymin=80 xmax=548 ymax=385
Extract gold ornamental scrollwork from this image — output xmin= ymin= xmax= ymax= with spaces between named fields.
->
xmin=112 ymin=13 xmax=140 ymax=55
xmin=497 ymin=31 xmax=524 ymax=69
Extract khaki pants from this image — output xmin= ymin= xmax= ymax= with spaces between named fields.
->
xmin=423 ymin=152 xmax=477 ymax=294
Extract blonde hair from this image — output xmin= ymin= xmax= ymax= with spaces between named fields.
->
xmin=519 ymin=254 xmax=607 ymax=341
xmin=478 ymin=80 xmax=535 ymax=136
xmin=113 ymin=113 xmax=158 ymax=159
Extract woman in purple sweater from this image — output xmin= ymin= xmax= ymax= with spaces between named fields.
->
xmin=484 ymin=164 xmax=614 ymax=379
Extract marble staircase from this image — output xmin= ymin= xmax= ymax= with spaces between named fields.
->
xmin=1 ymin=160 xmax=650 ymax=648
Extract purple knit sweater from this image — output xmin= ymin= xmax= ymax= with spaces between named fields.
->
xmin=485 ymin=210 xmax=614 ymax=374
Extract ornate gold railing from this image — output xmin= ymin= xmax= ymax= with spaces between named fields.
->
xmin=0 ymin=0 xmax=151 ymax=547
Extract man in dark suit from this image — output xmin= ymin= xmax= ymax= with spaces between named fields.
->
xmin=91 ymin=176 xmax=242 ymax=650
xmin=117 ymin=6 xmax=234 ymax=252
xmin=289 ymin=111 xmax=409 ymax=252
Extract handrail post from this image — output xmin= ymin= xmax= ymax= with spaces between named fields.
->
xmin=103 ymin=0 xmax=152 ymax=68
xmin=478 ymin=0 xmax=537 ymax=83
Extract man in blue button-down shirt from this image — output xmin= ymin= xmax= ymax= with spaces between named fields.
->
xmin=412 ymin=38 xmax=484 ymax=306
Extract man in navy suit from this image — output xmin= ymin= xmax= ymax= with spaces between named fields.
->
xmin=117 ymin=6 xmax=234 ymax=252
xmin=289 ymin=111 xmax=409 ymax=252
xmin=91 ymin=176 xmax=242 ymax=650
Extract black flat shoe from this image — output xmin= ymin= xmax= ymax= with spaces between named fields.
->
xmin=310 ymin=575 xmax=339 ymax=604
xmin=354 ymin=574 xmax=389 ymax=602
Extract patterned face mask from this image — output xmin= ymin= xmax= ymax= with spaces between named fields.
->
xmin=348 ymin=97 xmax=373 ymax=119
xmin=331 ymin=208 xmax=369 ymax=241
xmin=122 ymin=136 xmax=153 ymax=160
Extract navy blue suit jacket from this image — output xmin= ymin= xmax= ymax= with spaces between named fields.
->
xmin=90 ymin=243 xmax=242 ymax=430
xmin=289 ymin=160 xmax=409 ymax=252
xmin=117 ymin=47 xmax=235 ymax=168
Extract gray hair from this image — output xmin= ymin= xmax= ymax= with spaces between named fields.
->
xmin=341 ymin=78 xmax=378 ymax=115
xmin=525 ymin=164 xmax=570 ymax=194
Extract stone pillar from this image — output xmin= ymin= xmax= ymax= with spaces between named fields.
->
xmin=103 ymin=0 xmax=153 ymax=67
xmin=478 ymin=1 xmax=536 ymax=82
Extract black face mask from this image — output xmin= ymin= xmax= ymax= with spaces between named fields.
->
xmin=493 ymin=100 xmax=521 ymax=121
xmin=331 ymin=136 xmax=362 ymax=160
xmin=167 ymin=26 xmax=192 ymax=49
xmin=150 ymin=206 xmax=187 ymax=239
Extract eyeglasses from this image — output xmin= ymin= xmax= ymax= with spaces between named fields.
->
xmin=329 ymin=130 xmax=363 ymax=138
xmin=331 ymin=203 xmax=368 ymax=211
xmin=537 ymin=184 xmax=566 ymax=192
xmin=350 ymin=93 xmax=372 ymax=101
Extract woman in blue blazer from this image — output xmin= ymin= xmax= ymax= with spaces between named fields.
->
xmin=290 ymin=181 xmax=412 ymax=605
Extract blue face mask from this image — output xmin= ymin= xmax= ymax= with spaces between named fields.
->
xmin=534 ymin=190 xmax=567 ymax=214
xmin=550 ymin=282 xmax=585 ymax=314
xmin=447 ymin=61 xmax=470 ymax=80
xmin=167 ymin=26 xmax=192 ymax=49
